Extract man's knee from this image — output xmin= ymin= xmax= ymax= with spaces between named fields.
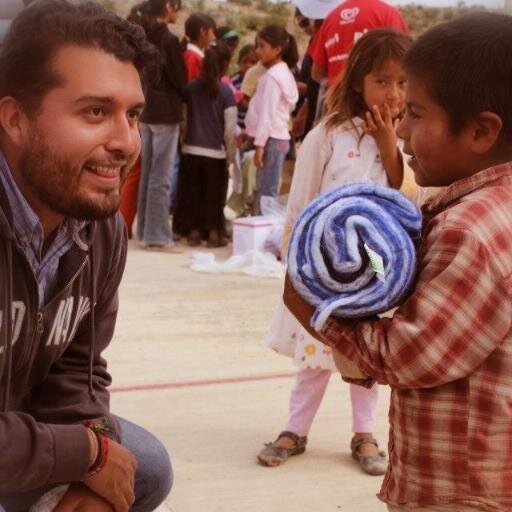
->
xmin=116 ymin=416 xmax=173 ymax=512
xmin=134 ymin=440 xmax=173 ymax=512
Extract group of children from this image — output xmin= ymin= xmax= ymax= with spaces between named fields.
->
xmin=128 ymin=0 xmax=302 ymax=249
xmin=129 ymin=3 xmax=512 ymax=509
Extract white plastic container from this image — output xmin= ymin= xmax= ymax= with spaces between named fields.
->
xmin=232 ymin=216 xmax=281 ymax=255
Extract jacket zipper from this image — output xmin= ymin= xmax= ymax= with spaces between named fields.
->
xmin=15 ymin=255 xmax=89 ymax=373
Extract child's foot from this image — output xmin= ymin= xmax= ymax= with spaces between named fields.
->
xmin=351 ymin=435 xmax=388 ymax=476
xmin=187 ymin=230 xmax=201 ymax=247
xmin=257 ymin=431 xmax=307 ymax=467
xmin=206 ymin=230 xmax=228 ymax=248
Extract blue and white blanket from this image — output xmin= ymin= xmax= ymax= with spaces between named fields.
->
xmin=287 ymin=183 xmax=422 ymax=331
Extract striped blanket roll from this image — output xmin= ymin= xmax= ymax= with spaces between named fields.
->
xmin=287 ymin=183 xmax=422 ymax=331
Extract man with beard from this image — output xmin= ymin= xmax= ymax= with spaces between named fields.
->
xmin=0 ymin=1 xmax=172 ymax=511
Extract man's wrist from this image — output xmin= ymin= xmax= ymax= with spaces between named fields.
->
xmin=86 ymin=427 xmax=99 ymax=468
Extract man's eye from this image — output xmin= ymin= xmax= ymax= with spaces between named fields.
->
xmin=88 ymin=107 xmax=105 ymax=117
xmin=128 ymin=110 xmax=142 ymax=121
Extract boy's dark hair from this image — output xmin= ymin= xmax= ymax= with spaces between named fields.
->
xmin=325 ymin=28 xmax=412 ymax=131
xmin=200 ymin=41 xmax=231 ymax=100
xmin=185 ymin=12 xmax=215 ymax=42
xmin=404 ymin=11 xmax=512 ymax=148
xmin=0 ymin=0 xmax=157 ymax=116
xmin=257 ymin=25 xmax=299 ymax=70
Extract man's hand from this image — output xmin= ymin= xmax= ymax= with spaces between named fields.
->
xmin=83 ymin=439 xmax=137 ymax=512
xmin=253 ymin=146 xmax=264 ymax=168
xmin=54 ymin=483 xmax=113 ymax=512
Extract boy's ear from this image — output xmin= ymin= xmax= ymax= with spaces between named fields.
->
xmin=0 ymin=97 xmax=30 ymax=147
xmin=470 ymin=111 xmax=503 ymax=155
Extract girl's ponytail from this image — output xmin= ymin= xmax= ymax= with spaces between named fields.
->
xmin=282 ymin=32 xmax=299 ymax=69
xmin=257 ymin=25 xmax=299 ymax=70
xmin=201 ymin=41 xmax=231 ymax=99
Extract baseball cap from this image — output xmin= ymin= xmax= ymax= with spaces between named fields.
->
xmin=292 ymin=0 xmax=341 ymax=20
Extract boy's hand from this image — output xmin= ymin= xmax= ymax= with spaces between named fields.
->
xmin=54 ymin=483 xmax=113 ymax=512
xmin=83 ymin=439 xmax=137 ymax=512
xmin=254 ymin=146 xmax=264 ymax=168
xmin=364 ymin=103 xmax=398 ymax=155
xmin=283 ymin=273 xmax=321 ymax=341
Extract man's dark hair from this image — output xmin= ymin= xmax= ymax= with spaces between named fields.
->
xmin=404 ymin=11 xmax=512 ymax=148
xmin=0 ymin=0 xmax=158 ymax=115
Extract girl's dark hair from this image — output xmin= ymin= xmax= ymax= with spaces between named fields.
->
xmin=128 ymin=0 xmax=180 ymax=24
xmin=237 ymin=43 xmax=255 ymax=64
xmin=185 ymin=12 xmax=215 ymax=42
xmin=404 ymin=11 xmax=512 ymax=149
xmin=200 ymin=41 xmax=231 ymax=100
xmin=257 ymin=25 xmax=299 ymax=69
xmin=216 ymin=26 xmax=239 ymax=43
xmin=325 ymin=28 xmax=412 ymax=131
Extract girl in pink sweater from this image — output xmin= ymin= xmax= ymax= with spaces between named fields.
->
xmin=245 ymin=25 xmax=299 ymax=214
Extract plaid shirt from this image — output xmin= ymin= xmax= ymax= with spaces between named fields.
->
xmin=321 ymin=162 xmax=512 ymax=511
xmin=0 ymin=154 xmax=86 ymax=306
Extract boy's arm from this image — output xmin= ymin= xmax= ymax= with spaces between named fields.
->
xmin=299 ymin=225 xmax=511 ymax=389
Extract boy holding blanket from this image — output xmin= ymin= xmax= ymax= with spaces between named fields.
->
xmin=284 ymin=12 xmax=512 ymax=512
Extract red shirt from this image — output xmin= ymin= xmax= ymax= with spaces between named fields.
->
xmin=321 ymin=164 xmax=512 ymax=511
xmin=310 ymin=0 xmax=407 ymax=83
xmin=183 ymin=44 xmax=203 ymax=82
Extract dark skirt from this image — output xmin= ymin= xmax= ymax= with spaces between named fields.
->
xmin=172 ymin=153 xmax=228 ymax=237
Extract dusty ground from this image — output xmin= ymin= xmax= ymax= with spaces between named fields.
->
xmin=106 ymin=240 xmax=390 ymax=512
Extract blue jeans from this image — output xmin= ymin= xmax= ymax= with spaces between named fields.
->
xmin=137 ymin=122 xmax=180 ymax=245
xmin=0 ymin=416 xmax=172 ymax=512
xmin=255 ymin=137 xmax=290 ymax=215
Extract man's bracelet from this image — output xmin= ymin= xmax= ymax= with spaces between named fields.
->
xmin=86 ymin=430 xmax=109 ymax=477
xmin=86 ymin=427 xmax=99 ymax=467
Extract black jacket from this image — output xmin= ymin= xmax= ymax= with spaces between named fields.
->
xmin=141 ymin=22 xmax=187 ymax=124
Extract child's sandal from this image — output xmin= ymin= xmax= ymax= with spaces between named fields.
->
xmin=350 ymin=436 xmax=388 ymax=476
xmin=257 ymin=431 xmax=307 ymax=467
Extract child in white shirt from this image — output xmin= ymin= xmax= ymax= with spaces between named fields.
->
xmin=258 ymin=28 xmax=413 ymax=475
xmin=245 ymin=25 xmax=299 ymax=214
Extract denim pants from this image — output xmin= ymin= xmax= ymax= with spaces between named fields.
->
xmin=255 ymin=137 xmax=290 ymax=215
xmin=0 ymin=416 xmax=172 ymax=512
xmin=137 ymin=122 xmax=180 ymax=245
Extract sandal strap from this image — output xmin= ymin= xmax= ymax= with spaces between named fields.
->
xmin=351 ymin=436 xmax=379 ymax=454
xmin=277 ymin=430 xmax=303 ymax=444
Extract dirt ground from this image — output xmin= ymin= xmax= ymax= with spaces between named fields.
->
xmin=106 ymin=240 xmax=391 ymax=512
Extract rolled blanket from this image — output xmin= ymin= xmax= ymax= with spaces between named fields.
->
xmin=287 ymin=183 xmax=422 ymax=331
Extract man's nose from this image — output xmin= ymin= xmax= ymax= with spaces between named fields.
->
xmin=105 ymin=115 xmax=139 ymax=156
